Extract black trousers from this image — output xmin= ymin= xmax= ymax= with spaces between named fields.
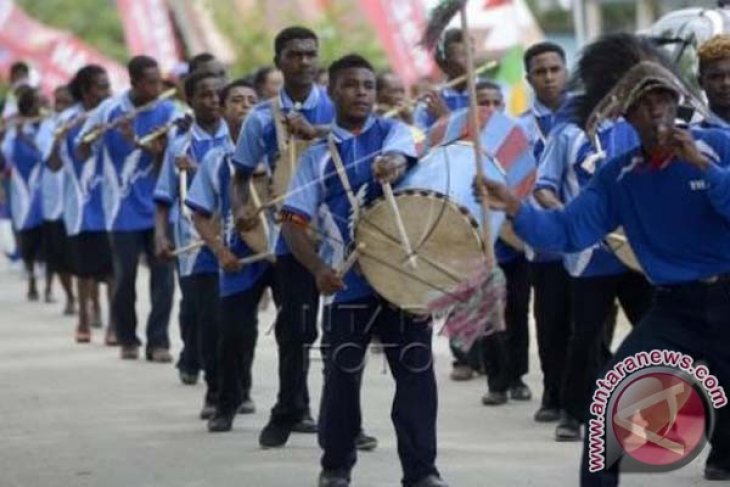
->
xmin=109 ymin=229 xmax=174 ymax=349
xmin=268 ymin=254 xmax=319 ymax=425
xmin=562 ymin=271 xmax=654 ymax=420
xmin=482 ymin=255 xmax=531 ymax=392
xmin=318 ymin=297 xmax=438 ymax=485
xmin=581 ymin=280 xmax=730 ymax=485
xmin=179 ymin=273 xmax=220 ymax=403
xmin=217 ymin=274 xmax=269 ymax=415
xmin=531 ymin=260 xmax=572 ymax=409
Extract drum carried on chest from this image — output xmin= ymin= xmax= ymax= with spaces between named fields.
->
xmin=353 ymin=108 xmax=535 ymax=313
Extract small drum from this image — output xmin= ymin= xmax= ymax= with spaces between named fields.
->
xmin=355 ymin=108 xmax=535 ymax=312
xmin=238 ymin=168 xmax=272 ymax=255
xmin=605 ymin=228 xmax=644 ymax=274
xmin=271 ymin=139 xmax=311 ymax=210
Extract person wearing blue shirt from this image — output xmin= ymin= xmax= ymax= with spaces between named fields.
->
xmin=413 ymin=28 xmax=470 ymax=132
xmin=154 ymin=71 xmax=228 ymax=396
xmin=1 ymin=86 xmax=50 ymax=302
xmin=698 ymin=35 xmax=730 ymax=128
xmin=39 ymin=85 xmax=76 ymax=318
xmin=533 ymin=115 xmax=654 ymax=442
xmin=48 ymin=65 xmax=115 ymax=345
xmin=282 ymin=54 xmax=446 ymax=487
xmin=76 ymin=55 xmax=176 ymax=362
xmin=512 ymin=42 xmax=573 ymax=423
xmin=478 ymin=43 xmax=730 ymax=484
xmin=229 ymin=26 xmax=335 ymax=448
xmin=186 ymin=78 xmax=273 ymax=428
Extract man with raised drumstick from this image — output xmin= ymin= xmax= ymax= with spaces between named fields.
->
xmin=76 ymin=55 xmax=177 ymax=362
xmin=281 ymin=54 xmax=446 ymax=487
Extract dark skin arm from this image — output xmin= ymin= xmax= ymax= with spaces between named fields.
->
xmin=47 ymin=136 xmax=64 ymax=172
xmin=282 ymin=220 xmax=344 ymax=295
xmin=154 ymin=203 xmax=174 ymax=260
xmin=191 ymin=212 xmax=241 ymax=273
xmin=230 ymin=169 xmax=259 ymax=232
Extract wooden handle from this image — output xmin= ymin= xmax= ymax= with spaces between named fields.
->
xmin=382 ymin=181 xmax=417 ymax=269
xmin=171 ymin=240 xmax=205 ymax=257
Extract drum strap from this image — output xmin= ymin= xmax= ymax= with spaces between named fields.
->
xmin=271 ymin=97 xmax=289 ymax=158
xmin=327 ymin=135 xmax=360 ymax=217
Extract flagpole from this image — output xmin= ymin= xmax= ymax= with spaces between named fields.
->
xmin=459 ymin=4 xmax=496 ymax=269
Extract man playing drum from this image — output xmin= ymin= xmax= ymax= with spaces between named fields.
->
xmin=281 ymin=54 xmax=446 ymax=487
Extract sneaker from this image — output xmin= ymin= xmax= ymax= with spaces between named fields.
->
xmin=237 ymin=398 xmax=256 ymax=415
xmin=411 ymin=474 xmax=449 ymax=487
xmin=147 ymin=348 xmax=173 ymax=363
xmin=481 ymin=391 xmax=508 ymax=406
xmin=207 ymin=411 xmax=234 ymax=432
xmin=178 ymin=370 xmax=199 ymax=385
xmin=259 ymin=421 xmax=292 ymax=449
xmin=449 ymin=364 xmax=474 ymax=381
xmin=200 ymin=402 xmax=216 ymax=420
xmin=509 ymin=379 xmax=532 ymax=401
xmin=355 ymin=430 xmax=378 ymax=451
xmin=120 ymin=345 xmax=139 ymax=360
xmin=705 ymin=464 xmax=730 ymax=481
xmin=318 ymin=470 xmax=350 ymax=487
xmin=291 ymin=411 xmax=318 ymax=433
xmin=534 ymin=406 xmax=561 ymax=423
xmin=555 ymin=411 xmax=581 ymax=442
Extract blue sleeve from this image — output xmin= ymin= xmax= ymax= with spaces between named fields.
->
xmin=232 ymin=109 xmax=267 ymax=173
xmin=281 ymin=149 xmax=322 ymax=221
xmin=76 ymin=98 xmax=111 ymax=147
xmin=412 ymin=102 xmax=432 ymax=131
xmin=702 ymin=132 xmax=730 ymax=221
xmin=513 ymin=167 xmax=619 ymax=253
xmin=186 ymin=152 xmax=218 ymax=217
xmin=535 ymin=130 xmax=569 ymax=194
xmin=153 ymin=144 xmax=178 ymax=206
xmin=1 ymin=129 xmax=14 ymax=167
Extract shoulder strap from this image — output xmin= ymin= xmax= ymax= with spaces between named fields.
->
xmin=327 ymin=134 xmax=359 ymax=214
xmin=271 ymin=96 xmax=289 ymax=156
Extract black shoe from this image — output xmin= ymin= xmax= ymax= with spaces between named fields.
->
xmin=200 ymin=402 xmax=216 ymax=420
xmin=237 ymin=398 xmax=256 ymax=415
xmin=534 ymin=406 xmax=560 ymax=423
xmin=291 ymin=412 xmax=318 ymax=433
xmin=318 ymin=469 xmax=350 ymax=487
xmin=178 ymin=369 xmax=199 ymax=386
xmin=411 ymin=474 xmax=449 ymax=487
xmin=259 ymin=421 xmax=292 ymax=449
xmin=355 ymin=431 xmax=378 ymax=451
xmin=555 ymin=411 xmax=581 ymax=442
xmin=705 ymin=464 xmax=730 ymax=481
xmin=481 ymin=391 xmax=508 ymax=406
xmin=509 ymin=380 xmax=532 ymax=401
xmin=207 ymin=412 xmax=234 ymax=432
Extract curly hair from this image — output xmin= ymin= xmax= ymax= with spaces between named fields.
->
xmin=698 ymin=35 xmax=730 ymax=75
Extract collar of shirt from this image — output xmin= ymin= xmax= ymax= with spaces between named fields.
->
xmin=190 ymin=119 xmax=230 ymax=141
xmin=278 ymin=85 xmax=321 ymax=111
xmin=330 ymin=115 xmax=377 ymax=143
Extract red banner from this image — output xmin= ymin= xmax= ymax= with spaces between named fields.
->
xmin=115 ymin=0 xmax=183 ymax=74
xmin=357 ymin=0 xmax=435 ymax=88
xmin=0 ymin=0 xmax=128 ymax=94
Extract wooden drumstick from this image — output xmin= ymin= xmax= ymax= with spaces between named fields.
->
xmin=248 ymin=177 xmax=271 ymax=241
xmin=171 ymin=239 xmax=205 ymax=257
xmin=337 ymin=244 xmax=365 ymax=278
xmin=239 ymin=252 xmax=276 ymax=266
xmin=179 ymin=168 xmax=191 ymax=219
xmin=381 ymin=181 xmax=418 ymax=269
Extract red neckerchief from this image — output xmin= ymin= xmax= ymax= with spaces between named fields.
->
xmin=647 ymin=149 xmax=673 ymax=170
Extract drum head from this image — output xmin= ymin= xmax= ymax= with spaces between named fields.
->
xmin=355 ymin=190 xmax=486 ymax=313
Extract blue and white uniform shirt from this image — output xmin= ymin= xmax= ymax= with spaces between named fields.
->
xmin=514 ymin=127 xmax=730 ymax=285
xmin=535 ymin=120 xmax=639 ymax=277
xmin=36 ymin=116 xmax=64 ymax=222
xmin=77 ymin=91 xmax=177 ymax=231
xmin=282 ymin=116 xmax=417 ymax=304
xmin=1 ymin=120 xmax=50 ymax=231
xmin=186 ymin=145 xmax=270 ymax=297
xmin=232 ymin=85 xmax=335 ymax=255
xmin=154 ymin=122 xmax=228 ymax=277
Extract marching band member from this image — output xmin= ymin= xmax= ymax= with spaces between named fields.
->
xmin=48 ymin=65 xmax=115 ymax=344
xmin=698 ymin=35 xmax=730 ymax=126
xmin=231 ymin=26 xmax=334 ymax=448
xmin=477 ymin=33 xmax=730 ymax=484
xmin=153 ymin=71 xmax=228 ymax=392
xmin=282 ymin=54 xmax=446 ymax=487
xmin=76 ymin=55 xmax=177 ymax=362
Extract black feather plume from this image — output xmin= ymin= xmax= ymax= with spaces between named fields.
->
xmin=420 ymin=0 xmax=468 ymax=50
